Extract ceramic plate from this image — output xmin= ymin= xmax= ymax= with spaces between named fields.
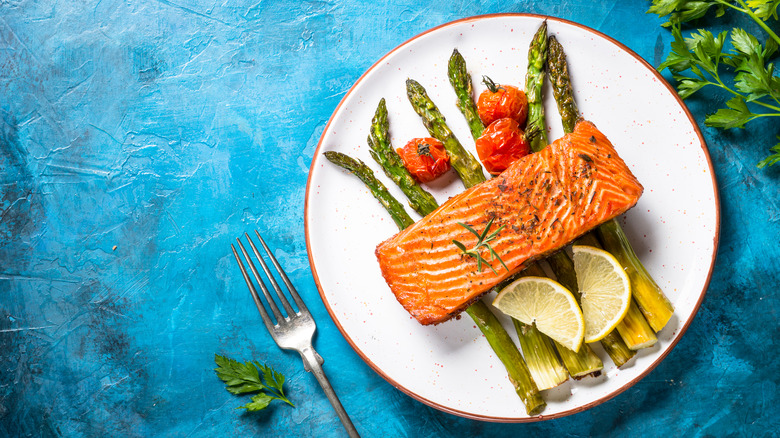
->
xmin=304 ymin=14 xmax=719 ymax=421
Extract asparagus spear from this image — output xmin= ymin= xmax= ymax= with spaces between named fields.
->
xmin=447 ymin=49 xmax=484 ymax=140
xmin=546 ymin=248 xmax=638 ymax=366
xmin=547 ymin=35 xmax=675 ymax=333
xmin=547 ymin=36 xmax=581 ymax=134
xmin=399 ymin=79 xmax=548 ymax=411
xmin=324 ymin=151 xmax=414 ymax=230
xmin=445 ymin=24 xmax=602 ymax=378
xmin=448 ymin=21 xmax=620 ymax=372
xmin=516 ymin=263 xmax=579 ymax=385
xmin=444 ymin=34 xmax=584 ymax=387
xmin=521 ymin=31 xmax=637 ymax=364
xmin=467 ymin=301 xmax=545 ymax=414
xmin=597 ymin=219 xmax=674 ymax=333
xmin=366 ymin=98 xmax=439 ymax=216
xmin=524 ymin=21 xmax=550 ymax=153
xmin=617 ymin=297 xmax=660 ymax=349
xmin=575 ymin=233 xmax=657 ymax=350
xmin=327 ymin=148 xmax=545 ymax=415
xmin=406 ymin=79 xmax=486 ymax=188
xmin=513 ymin=320 xmax=568 ymax=389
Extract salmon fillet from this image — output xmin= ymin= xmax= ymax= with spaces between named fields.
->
xmin=375 ymin=120 xmax=643 ymax=325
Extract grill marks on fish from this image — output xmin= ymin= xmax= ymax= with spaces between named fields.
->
xmin=375 ymin=120 xmax=644 ymax=325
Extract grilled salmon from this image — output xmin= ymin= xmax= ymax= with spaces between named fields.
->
xmin=375 ymin=120 xmax=643 ymax=325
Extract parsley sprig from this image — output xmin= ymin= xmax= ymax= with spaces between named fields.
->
xmin=649 ymin=0 xmax=780 ymax=167
xmin=215 ymin=354 xmax=294 ymax=411
xmin=452 ymin=217 xmax=509 ymax=274
xmin=649 ymin=0 xmax=780 ymax=33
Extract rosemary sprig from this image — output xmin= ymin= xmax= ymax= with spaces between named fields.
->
xmin=452 ymin=217 xmax=509 ymax=274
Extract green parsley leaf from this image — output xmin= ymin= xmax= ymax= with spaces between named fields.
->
xmin=731 ymin=27 xmax=760 ymax=55
xmin=243 ymin=393 xmax=275 ymax=411
xmin=214 ymin=354 xmax=266 ymax=395
xmin=746 ymin=0 xmax=780 ymax=20
xmin=705 ymin=96 xmax=756 ymax=129
xmin=258 ymin=362 xmax=288 ymax=400
xmin=658 ymin=26 xmax=695 ymax=73
xmin=674 ymin=75 xmax=708 ymax=99
xmin=728 ymin=29 xmax=780 ymax=102
xmin=651 ymin=1 xmax=780 ymax=167
xmin=758 ymin=137 xmax=780 ymax=168
xmin=215 ymin=354 xmax=295 ymax=411
xmin=649 ymin=0 xmax=724 ymax=27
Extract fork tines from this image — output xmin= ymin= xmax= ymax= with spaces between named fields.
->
xmin=231 ymin=231 xmax=309 ymax=328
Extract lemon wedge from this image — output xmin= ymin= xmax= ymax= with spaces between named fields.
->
xmin=493 ymin=276 xmax=585 ymax=352
xmin=572 ymin=245 xmax=632 ymax=343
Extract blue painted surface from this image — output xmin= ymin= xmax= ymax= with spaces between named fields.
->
xmin=1 ymin=1 xmax=778 ymax=437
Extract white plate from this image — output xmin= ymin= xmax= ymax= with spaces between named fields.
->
xmin=304 ymin=14 xmax=719 ymax=421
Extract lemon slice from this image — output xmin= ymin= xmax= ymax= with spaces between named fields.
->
xmin=572 ymin=245 xmax=632 ymax=343
xmin=493 ymin=276 xmax=585 ymax=352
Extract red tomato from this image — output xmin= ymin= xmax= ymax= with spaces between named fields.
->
xmin=477 ymin=77 xmax=528 ymax=127
xmin=475 ymin=118 xmax=531 ymax=175
xmin=397 ymin=138 xmax=451 ymax=183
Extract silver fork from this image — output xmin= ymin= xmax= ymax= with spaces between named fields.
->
xmin=231 ymin=231 xmax=360 ymax=438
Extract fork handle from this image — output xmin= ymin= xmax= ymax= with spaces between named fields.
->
xmin=300 ymin=347 xmax=360 ymax=438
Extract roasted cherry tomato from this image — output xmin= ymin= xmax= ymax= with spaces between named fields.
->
xmin=475 ymin=118 xmax=531 ymax=175
xmin=477 ymin=76 xmax=528 ymax=127
xmin=396 ymin=138 xmax=451 ymax=183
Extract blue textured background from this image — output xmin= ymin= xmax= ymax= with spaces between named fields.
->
xmin=1 ymin=1 xmax=778 ymax=437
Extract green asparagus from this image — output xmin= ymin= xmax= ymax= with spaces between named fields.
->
xmin=449 ymin=28 xmax=589 ymax=385
xmin=597 ymin=219 xmax=674 ymax=333
xmin=445 ymin=23 xmax=603 ymax=378
xmin=448 ymin=49 xmax=484 ymax=141
xmin=547 ymin=36 xmax=581 ymax=134
xmin=524 ymin=21 xmax=550 ymax=153
xmin=327 ymin=150 xmax=545 ymax=414
xmin=574 ymin=233 xmax=657 ymax=350
xmin=467 ymin=301 xmax=545 ymax=414
xmin=323 ymin=151 xmax=414 ymax=230
xmin=513 ymin=320 xmax=569 ymax=390
xmin=404 ymin=77 xmax=548 ymax=413
xmin=547 ymin=35 xmax=674 ymax=333
xmin=366 ymin=98 xmax=439 ymax=216
xmin=554 ymin=337 xmax=604 ymax=379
